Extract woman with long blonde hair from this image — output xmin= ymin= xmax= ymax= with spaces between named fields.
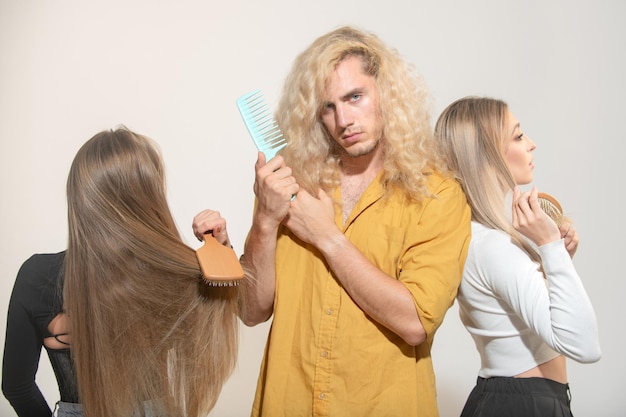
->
xmin=434 ymin=97 xmax=601 ymax=416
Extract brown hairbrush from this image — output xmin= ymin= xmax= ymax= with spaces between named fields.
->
xmin=537 ymin=192 xmax=564 ymax=227
xmin=196 ymin=233 xmax=244 ymax=286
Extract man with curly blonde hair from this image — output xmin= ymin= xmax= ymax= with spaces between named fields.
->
xmin=195 ymin=25 xmax=471 ymax=417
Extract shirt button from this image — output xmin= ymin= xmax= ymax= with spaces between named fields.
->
xmin=326 ymin=308 xmax=333 ymax=315
xmin=319 ymin=393 xmax=326 ymax=400
xmin=321 ymin=351 xmax=328 ymax=358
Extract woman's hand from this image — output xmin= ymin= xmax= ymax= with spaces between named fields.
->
xmin=559 ymin=220 xmax=579 ymax=258
xmin=192 ymin=209 xmax=231 ymax=246
xmin=512 ymin=186 xmax=561 ymax=247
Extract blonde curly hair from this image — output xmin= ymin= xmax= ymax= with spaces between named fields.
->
xmin=277 ymin=26 xmax=445 ymax=202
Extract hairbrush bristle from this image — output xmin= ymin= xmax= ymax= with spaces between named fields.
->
xmin=236 ymin=90 xmax=287 ymax=160
xmin=537 ymin=192 xmax=564 ymax=227
xmin=201 ymin=274 xmax=241 ymax=287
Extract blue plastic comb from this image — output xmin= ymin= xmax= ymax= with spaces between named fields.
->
xmin=236 ymin=90 xmax=287 ymax=160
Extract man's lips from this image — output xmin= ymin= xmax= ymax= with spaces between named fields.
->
xmin=342 ymin=131 xmax=362 ymax=143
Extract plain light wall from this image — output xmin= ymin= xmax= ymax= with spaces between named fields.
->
xmin=1 ymin=1 xmax=623 ymax=416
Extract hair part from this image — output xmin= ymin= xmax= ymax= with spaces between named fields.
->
xmin=64 ymin=127 xmax=239 ymax=417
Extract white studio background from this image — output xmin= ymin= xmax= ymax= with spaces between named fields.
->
xmin=1 ymin=1 xmax=623 ymax=416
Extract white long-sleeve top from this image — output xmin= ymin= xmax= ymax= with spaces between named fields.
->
xmin=458 ymin=221 xmax=601 ymax=378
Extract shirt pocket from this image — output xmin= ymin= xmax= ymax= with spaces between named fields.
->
xmin=348 ymin=220 xmax=406 ymax=279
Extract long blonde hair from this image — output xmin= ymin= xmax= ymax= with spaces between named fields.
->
xmin=64 ymin=127 xmax=239 ymax=417
xmin=277 ymin=26 xmax=444 ymax=201
xmin=434 ymin=97 xmax=540 ymax=263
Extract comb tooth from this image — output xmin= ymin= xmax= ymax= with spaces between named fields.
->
xmin=262 ymin=131 xmax=282 ymax=144
xmin=255 ymin=117 xmax=275 ymax=132
xmin=237 ymin=89 xmax=288 ymax=159
xmin=240 ymin=91 xmax=266 ymax=114
xmin=258 ymin=126 xmax=281 ymax=140
xmin=254 ymin=117 xmax=280 ymax=132
xmin=266 ymin=135 xmax=286 ymax=147
xmin=249 ymin=112 xmax=273 ymax=130
xmin=244 ymin=96 xmax=265 ymax=114
xmin=263 ymin=130 xmax=282 ymax=141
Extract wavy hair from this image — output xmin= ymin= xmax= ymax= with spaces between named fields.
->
xmin=434 ymin=97 xmax=540 ymax=263
xmin=277 ymin=26 xmax=444 ymax=201
xmin=63 ymin=127 xmax=239 ymax=417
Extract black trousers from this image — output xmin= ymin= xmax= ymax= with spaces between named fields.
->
xmin=460 ymin=376 xmax=573 ymax=417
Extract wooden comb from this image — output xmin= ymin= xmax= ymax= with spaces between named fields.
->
xmin=196 ymin=233 xmax=244 ymax=286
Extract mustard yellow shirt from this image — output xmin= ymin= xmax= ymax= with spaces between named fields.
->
xmin=251 ymin=172 xmax=471 ymax=417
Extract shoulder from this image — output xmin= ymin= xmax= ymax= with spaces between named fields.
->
xmin=18 ymin=251 xmax=65 ymax=273
xmin=424 ymin=170 xmax=460 ymax=192
xmin=469 ymin=223 xmax=521 ymax=259
xmin=422 ymin=171 xmax=467 ymax=210
xmin=470 ymin=222 xmax=508 ymax=245
xmin=466 ymin=223 xmax=537 ymax=283
xmin=419 ymin=171 xmax=469 ymax=216
xmin=9 ymin=251 xmax=65 ymax=315
xmin=15 ymin=251 xmax=65 ymax=289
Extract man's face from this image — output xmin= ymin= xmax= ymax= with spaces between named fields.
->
xmin=320 ymin=56 xmax=384 ymax=158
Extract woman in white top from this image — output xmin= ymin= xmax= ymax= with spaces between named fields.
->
xmin=434 ymin=96 xmax=601 ymax=417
